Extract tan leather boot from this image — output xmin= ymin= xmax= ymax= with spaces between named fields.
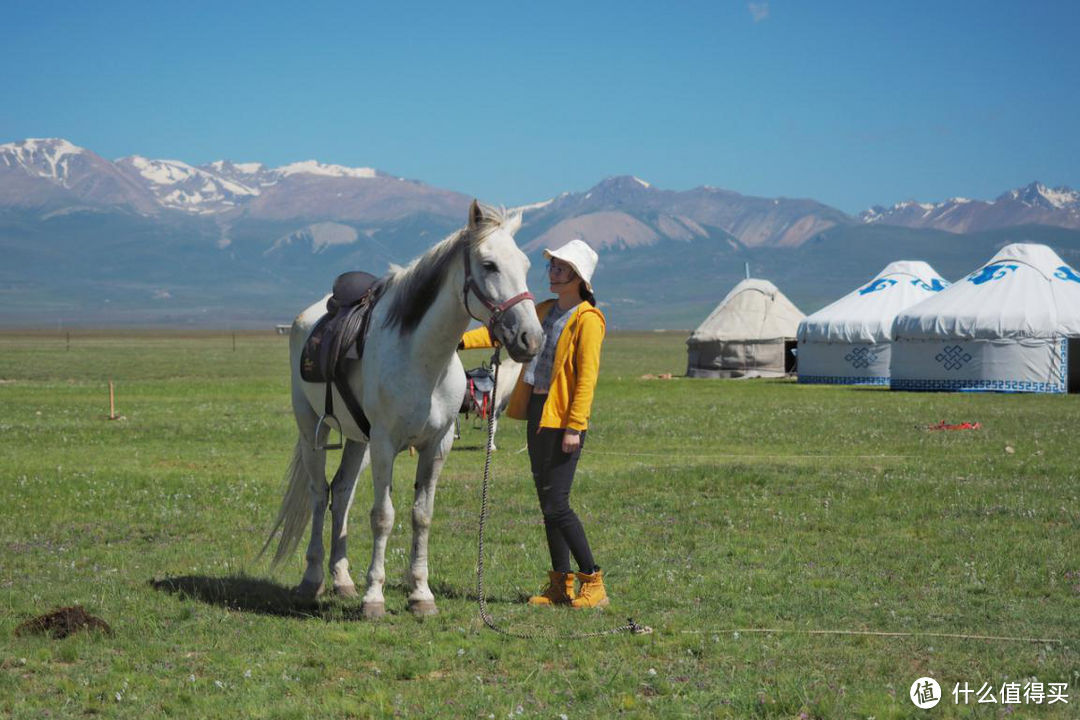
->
xmin=527 ymin=571 xmax=575 ymax=606
xmin=571 ymin=569 xmax=609 ymax=608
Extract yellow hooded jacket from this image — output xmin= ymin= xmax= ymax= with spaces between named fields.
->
xmin=461 ymin=299 xmax=605 ymax=431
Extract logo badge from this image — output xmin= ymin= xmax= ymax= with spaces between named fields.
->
xmin=910 ymin=677 xmax=942 ymax=709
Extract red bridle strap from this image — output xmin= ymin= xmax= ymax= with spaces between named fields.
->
xmin=462 ymin=244 xmax=535 ymax=334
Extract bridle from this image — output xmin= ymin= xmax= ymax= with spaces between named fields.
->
xmin=462 ymin=243 xmax=534 ymax=337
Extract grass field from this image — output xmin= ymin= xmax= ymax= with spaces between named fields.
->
xmin=1 ymin=330 xmax=1077 ymax=719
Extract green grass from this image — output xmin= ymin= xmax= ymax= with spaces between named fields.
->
xmin=1 ymin=330 xmax=1078 ymax=719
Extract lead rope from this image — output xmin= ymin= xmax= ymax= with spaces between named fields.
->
xmin=475 ymin=346 xmax=652 ymax=639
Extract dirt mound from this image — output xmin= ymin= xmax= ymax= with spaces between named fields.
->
xmin=15 ymin=605 xmax=112 ymax=639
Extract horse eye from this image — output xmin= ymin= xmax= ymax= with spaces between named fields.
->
xmin=482 ymin=261 xmax=498 ymax=273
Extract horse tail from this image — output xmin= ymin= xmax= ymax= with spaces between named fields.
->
xmin=259 ymin=438 xmax=311 ymax=567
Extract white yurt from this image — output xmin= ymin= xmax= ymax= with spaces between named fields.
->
xmin=890 ymin=243 xmax=1080 ymax=393
xmin=797 ymin=261 xmax=948 ymax=385
xmin=686 ymin=278 xmax=804 ymax=378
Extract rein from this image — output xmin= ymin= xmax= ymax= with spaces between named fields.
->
xmin=475 ymin=346 xmax=652 ymax=640
xmin=462 ymin=244 xmax=534 ymax=336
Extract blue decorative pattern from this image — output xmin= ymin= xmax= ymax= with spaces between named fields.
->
xmin=935 ymin=345 xmax=973 ymax=370
xmin=799 ymin=375 xmax=889 ymax=386
xmin=891 ymin=338 xmax=1068 ymax=394
xmin=1054 ymin=265 xmax=1080 ymax=283
xmin=911 ymin=277 xmax=948 ymax=292
xmin=891 ymin=377 xmax=1065 ymax=393
xmin=967 ymin=263 xmax=1018 ymax=285
xmin=858 ymin=278 xmax=897 ymax=295
xmin=844 ymin=346 xmax=880 ymax=369
xmin=1060 ymin=337 xmax=1069 ymax=387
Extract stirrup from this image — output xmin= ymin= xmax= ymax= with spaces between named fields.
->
xmin=314 ymin=414 xmax=344 ymax=450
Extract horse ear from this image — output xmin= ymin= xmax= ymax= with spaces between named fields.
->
xmin=467 ymin=200 xmax=482 ymax=232
xmin=505 ymin=210 xmax=523 ymax=235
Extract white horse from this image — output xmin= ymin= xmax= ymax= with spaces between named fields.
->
xmin=485 ymin=358 xmax=522 ymax=451
xmin=265 ymin=202 xmax=542 ymax=617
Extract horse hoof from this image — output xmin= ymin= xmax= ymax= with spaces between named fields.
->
xmin=408 ymin=599 xmax=439 ymax=617
xmin=361 ymin=601 xmax=386 ymax=619
xmin=293 ymin=580 xmax=324 ymax=600
xmin=334 ymin=584 xmax=359 ymax=599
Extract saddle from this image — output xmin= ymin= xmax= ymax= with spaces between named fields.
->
xmin=300 ymin=271 xmax=385 ymax=445
xmin=460 ymin=365 xmax=496 ymax=419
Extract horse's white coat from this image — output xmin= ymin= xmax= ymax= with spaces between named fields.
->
xmin=267 ymin=203 xmax=542 ymax=616
xmin=487 ymin=358 xmax=521 ymax=451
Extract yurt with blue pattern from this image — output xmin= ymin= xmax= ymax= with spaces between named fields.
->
xmin=890 ymin=243 xmax=1080 ymax=393
xmin=797 ymin=261 xmax=948 ymax=385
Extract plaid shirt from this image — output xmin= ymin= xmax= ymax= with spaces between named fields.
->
xmin=523 ymin=302 xmax=576 ymax=392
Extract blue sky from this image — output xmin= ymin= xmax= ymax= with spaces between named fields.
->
xmin=3 ymin=0 xmax=1078 ymax=213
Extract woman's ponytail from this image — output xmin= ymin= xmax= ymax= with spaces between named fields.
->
xmin=579 ymin=281 xmax=596 ymax=306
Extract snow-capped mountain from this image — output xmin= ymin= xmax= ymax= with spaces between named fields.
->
xmin=860 ymin=182 xmax=1080 ymax=233
xmin=0 ymin=140 xmax=851 ymax=247
xmin=201 ymin=160 xmax=274 ymax=189
xmin=114 ymin=156 xmax=263 ymax=214
xmin=0 ymin=138 xmax=160 ymax=213
xmin=5 ymin=137 xmax=1080 ymax=252
xmin=1006 ymin=182 xmax=1080 ymax=211
xmin=3 ymin=138 xmax=87 ymax=185
xmin=272 ymin=160 xmax=379 ymax=180
xmin=111 ymin=156 xmax=390 ymax=215
xmin=0 ymin=137 xmax=467 ymax=221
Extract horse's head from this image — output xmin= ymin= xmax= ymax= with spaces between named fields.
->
xmin=463 ymin=201 xmax=543 ymax=362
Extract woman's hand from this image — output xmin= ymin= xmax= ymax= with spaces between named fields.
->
xmin=561 ymin=429 xmax=581 ymax=454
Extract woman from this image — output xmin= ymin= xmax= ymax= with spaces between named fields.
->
xmin=461 ymin=239 xmax=608 ymax=608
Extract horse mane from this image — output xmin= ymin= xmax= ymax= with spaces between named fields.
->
xmin=382 ymin=204 xmax=511 ymax=334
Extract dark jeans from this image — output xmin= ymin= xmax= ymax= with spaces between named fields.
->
xmin=527 ymin=393 xmax=596 ymax=574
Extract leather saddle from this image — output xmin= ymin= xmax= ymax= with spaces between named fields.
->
xmin=300 ymin=271 xmax=385 ymax=445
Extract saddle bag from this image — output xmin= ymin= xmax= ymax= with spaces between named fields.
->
xmin=461 ymin=365 xmax=496 ymax=418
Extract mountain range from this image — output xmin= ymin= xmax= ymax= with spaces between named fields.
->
xmin=859 ymin=183 xmax=1080 ymax=233
xmin=3 ymin=137 xmax=1080 ymax=329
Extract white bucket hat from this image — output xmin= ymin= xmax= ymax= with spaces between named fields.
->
xmin=544 ymin=239 xmax=599 ymax=292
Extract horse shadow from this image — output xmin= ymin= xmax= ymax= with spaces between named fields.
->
xmin=428 ymin=579 xmax=530 ymax=605
xmin=150 ymin=574 xmax=519 ymax=619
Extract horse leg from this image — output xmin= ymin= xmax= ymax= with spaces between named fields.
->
xmin=407 ymin=426 xmax=454 ymax=616
xmin=328 ymin=439 xmax=369 ymax=598
xmin=361 ymin=433 xmax=396 ymax=618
